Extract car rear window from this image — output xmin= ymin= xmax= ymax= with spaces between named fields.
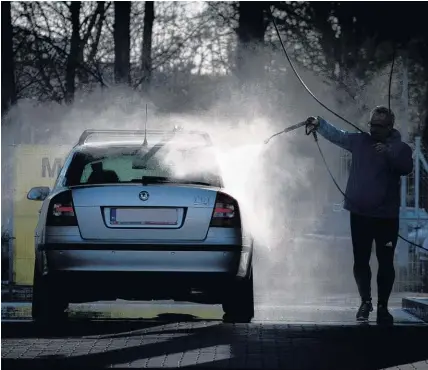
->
xmin=64 ymin=144 xmax=223 ymax=187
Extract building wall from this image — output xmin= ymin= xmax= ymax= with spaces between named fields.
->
xmin=12 ymin=145 xmax=71 ymax=284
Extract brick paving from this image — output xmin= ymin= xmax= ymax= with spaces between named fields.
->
xmin=2 ymin=310 xmax=428 ymax=369
xmin=2 ymin=291 xmax=428 ymax=369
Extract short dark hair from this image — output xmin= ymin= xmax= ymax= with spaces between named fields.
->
xmin=370 ymin=105 xmax=395 ymax=125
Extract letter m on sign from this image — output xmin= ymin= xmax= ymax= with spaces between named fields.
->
xmin=42 ymin=157 xmax=63 ymax=178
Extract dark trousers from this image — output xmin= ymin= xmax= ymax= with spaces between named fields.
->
xmin=350 ymin=213 xmax=399 ymax=305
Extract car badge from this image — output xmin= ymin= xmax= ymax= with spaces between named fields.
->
xmin=139 ymin=191 xmax=149 ymax=201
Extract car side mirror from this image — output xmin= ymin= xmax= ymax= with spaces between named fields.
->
xmin=27 ymin=186 xmax=50 ymax=201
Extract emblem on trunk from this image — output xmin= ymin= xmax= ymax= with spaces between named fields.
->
xmin=139 ymin=191 xmax=149 ymax=201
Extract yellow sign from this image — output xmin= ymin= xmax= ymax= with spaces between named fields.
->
xmin=13 ymin=145 xmax=71 ymax=285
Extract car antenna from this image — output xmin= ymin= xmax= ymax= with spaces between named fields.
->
xmin=142 ymin=103 xmax=148 ymax=148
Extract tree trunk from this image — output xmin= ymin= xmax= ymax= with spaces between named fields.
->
xmin=141 ymin=1 xmax=154 ymax=93
xmin=78 ymin=1 xmax=105 ymax=84
xmin=88 ymin=2 xmax=106 ymax=64
xmin=114 ymin=1 xmax=131 ymax=85
xmin=1 ymin=1 xmax=16 ymax=115
xmin=65 ymin=1 xmax=81 ymax=104
xmin=235 ymin=1 xmax=267 ymax=82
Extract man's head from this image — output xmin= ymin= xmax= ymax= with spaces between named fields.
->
xmin=369 ymin=106 xmax=395 ymax=142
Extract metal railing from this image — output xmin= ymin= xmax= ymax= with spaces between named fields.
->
xmin=1 ymin=231 xmax=15 ymax=294
xmin=396 ymin=137 xmax=428 ymax=292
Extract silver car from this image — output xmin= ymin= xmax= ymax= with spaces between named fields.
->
xmin=27 ymin=128 xmax=254 ymax=323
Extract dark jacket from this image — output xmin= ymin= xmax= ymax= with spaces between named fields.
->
xmin=317 ymin=117 xmax=413 ymax=218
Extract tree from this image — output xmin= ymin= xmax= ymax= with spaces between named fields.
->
xmin=141 ymin=1 xmax=154 ymax=93
xmin=65 ymin=1 xmax=81 ymax=103
xmin=1 ymin=1 xmax=16 ymax=115
xmin=77 ymin=1 xmax=107 ymax=84
xmin=12 ymin=2 xmax=109 ymax=102
xmin=114 ymin=1 xmax=131 ymax=85
xmin=307 ymin=2 xmax=428 ymax=126
xmin=235 ymin=1 xmax=269 ymax=81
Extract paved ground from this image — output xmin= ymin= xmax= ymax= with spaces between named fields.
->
xmin=2 ymin=319 xmax=428 ymax=369
xmin=2 ymin=299 xmax=428 ymax=369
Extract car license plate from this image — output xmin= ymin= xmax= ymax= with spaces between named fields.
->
xmin=110 ymin=208 xmax=178 ymax=225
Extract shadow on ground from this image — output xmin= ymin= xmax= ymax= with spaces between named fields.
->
xmin=2 ymin=314 xmax=428 ymax=369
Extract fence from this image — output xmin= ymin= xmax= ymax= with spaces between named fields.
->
xmin=1 ymin=232 xmax=11 ymax=283
xmin=396 ymin=137 xmax=428 ymax=292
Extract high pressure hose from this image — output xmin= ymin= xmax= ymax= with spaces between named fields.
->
xmin=267 ymin=7 xmax=428 ymax=252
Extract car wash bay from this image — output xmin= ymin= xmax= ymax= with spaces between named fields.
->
xmin=3 ymin=144 xmax=428 ymax=369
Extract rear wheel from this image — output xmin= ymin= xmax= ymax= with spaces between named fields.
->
xmin=32 ymin=265 xmax=68 ymax=324
xmin=222 ymin=267 xmax=254 ymax=323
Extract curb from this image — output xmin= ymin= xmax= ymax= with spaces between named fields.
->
xmin=402 ymin=297 xmax=428 ymax=323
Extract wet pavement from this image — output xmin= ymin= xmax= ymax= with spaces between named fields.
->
xmin=2 ymin=298 xmax=428 ymax=369
xmin=1 ymin=300 xmax=426 ymax=324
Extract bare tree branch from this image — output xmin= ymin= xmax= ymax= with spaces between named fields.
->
xmin=22 ymin=2 xmax=65 ymax=101
xmin=87 ymin=2 xmax=107 ymax=64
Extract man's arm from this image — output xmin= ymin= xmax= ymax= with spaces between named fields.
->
xmin=316 ymin=117 xmax=360 ymax=152
xmin=385 ymin=143 xmax=413 ymax=176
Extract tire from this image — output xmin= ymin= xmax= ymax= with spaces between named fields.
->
xmin=222 ymin=267 xmax=255 ymax=323
xmin=32 ymin=265 xmax=68 ymax=324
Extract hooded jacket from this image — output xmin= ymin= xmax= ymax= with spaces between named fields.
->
xmin=317 ymin=117 xmax=413 ymax=218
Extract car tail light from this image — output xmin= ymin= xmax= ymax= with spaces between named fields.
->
xmin=209 ymin=192 xmax=241 ymax=228
xmin=46 ymin=191 xmax=78 ymax=226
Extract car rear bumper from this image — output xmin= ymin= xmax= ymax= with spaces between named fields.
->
xmin=44 ymin=246 xmax=242 ymax=273
xmin=39 ymin=227 xmax=253 ymax=278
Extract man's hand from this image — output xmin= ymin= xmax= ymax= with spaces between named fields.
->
xmin=305 ymin=116 xmax=320 ymax=133
xmin=373 ymin=142 xmax=391 ymax=154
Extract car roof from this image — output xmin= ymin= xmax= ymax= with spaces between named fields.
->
xmin=77 ymin=128 xmax=212 ymax=146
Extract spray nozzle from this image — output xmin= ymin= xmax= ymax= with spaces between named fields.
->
xmin=263 ymin=121 xmax=307 ymax=145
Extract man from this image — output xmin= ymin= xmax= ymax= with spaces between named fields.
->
xmin=305 ymin=106 xmax=413 ymax=324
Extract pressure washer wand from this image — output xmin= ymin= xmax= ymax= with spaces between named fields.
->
xmin=264 ymin=121 xmax=307 ymax=144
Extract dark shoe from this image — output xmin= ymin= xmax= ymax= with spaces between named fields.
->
xmin=356 ymin=301 xmax=373 ymax=322
xmin=377 ymin=304 xmax=394 ymax=325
